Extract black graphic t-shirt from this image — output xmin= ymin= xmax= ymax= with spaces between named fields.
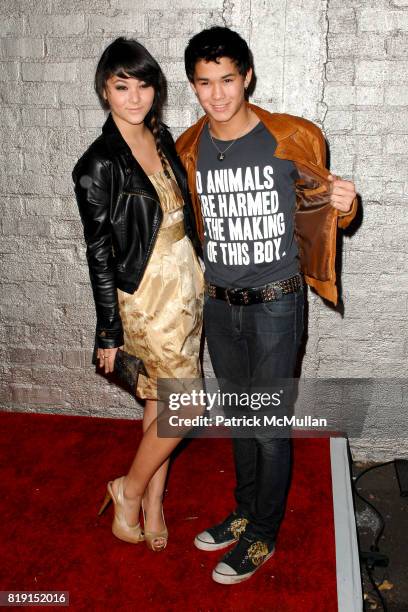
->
xmin=197 ymin=121 xmax=299 ymax=288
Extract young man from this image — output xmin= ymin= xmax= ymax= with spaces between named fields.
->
xmin=176 ymin=26 xmax=357 ymax=585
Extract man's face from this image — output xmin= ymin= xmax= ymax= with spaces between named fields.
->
xmin=191 ymin=56 xmax=251 ymax=125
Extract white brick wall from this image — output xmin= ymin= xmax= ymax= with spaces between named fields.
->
xmin=1 ymin=1 xmax=407 ymax=460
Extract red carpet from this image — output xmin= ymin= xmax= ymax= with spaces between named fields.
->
xmin=0 ymin=412 xmax=337 ymax=611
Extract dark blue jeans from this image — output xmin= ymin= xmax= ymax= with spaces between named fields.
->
xmin=204 ymin=283 xmax=304 ymax=544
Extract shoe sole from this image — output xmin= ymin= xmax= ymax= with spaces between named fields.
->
xmin=194 ymin=535 xmax=238 ymax=551
xmin=211 ymin=549 xmax=275 ymax=584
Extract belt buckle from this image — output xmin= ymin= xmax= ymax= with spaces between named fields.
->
xmin=263 ymin=285 xmax=276 ymax=302
xmin=225 ymin=288 xmax=232 ymax=306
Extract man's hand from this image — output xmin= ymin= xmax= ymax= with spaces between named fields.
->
xmin=328 ymin=174 xmax=356 ymax=213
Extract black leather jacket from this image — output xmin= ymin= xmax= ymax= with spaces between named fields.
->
xmin=72 ymin=113 xmax=201 ymax=350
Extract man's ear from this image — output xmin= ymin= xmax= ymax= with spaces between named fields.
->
xmin=189 ymin=80 xmax=198 ymax=96
xmin=244 ymin=68 xmax=253 ymax=89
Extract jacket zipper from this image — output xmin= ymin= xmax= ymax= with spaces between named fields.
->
xmin=121 ymin=190 xmax=160 ymax=205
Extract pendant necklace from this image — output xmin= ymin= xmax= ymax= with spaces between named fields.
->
xmin=208 ymin=113 xmax=253 ymax=162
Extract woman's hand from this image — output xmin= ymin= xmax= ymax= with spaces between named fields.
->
xmin=97 ymin=346 xmax=121 ymax=374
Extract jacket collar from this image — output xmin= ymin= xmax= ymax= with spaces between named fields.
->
xmin=102 ymin=112 xmax=135 ymax=161
xmin=249 ymin=103 xmax=298 ymax=140
xmin=101 ymin=112 xmax=188 ymax=200
xmin=177 ymin=102 xmax=299 ymax=160
xmin=101 ymin=113 xmax=160 ymax=198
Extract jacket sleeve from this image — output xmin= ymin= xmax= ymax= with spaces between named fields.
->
xmin=72 ymin=154 xmax=124 ymax=349
xmin=337 ymin=195 xmax=358 ymax=228
xmin=310 ymin=122 xmax=358 ymax=229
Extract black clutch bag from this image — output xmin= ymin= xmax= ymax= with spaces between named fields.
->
xmin=92 ymin=347 xmax=148 ymax=390
xmin=113 ymin=348 xmax=148 ymax=389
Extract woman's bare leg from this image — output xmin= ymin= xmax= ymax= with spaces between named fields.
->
xmin=142 ymin=400 xmax=169 ymax=533
xmin=111 ymin=401 xmax=182 ymax=527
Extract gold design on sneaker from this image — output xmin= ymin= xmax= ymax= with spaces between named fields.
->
xmin=230 ymin=517 xmax=249 ymax=539
xmin=247 ymin=541 xmax=269 ymax=566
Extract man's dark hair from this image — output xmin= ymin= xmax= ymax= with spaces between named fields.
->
xmin=184 ymin=26 xmax=253 ymax=82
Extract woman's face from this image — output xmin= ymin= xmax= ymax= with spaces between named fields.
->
xmin=103 ymin=74 xmax=155 ymax=126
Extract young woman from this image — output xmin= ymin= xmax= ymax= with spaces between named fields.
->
xmin=72 ymin=38 xmax=204 ymax=552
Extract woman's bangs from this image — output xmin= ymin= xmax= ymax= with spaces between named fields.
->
xmin=111 ymin=62 xmax=157 ymax=86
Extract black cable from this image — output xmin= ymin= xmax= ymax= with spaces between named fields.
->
xmin=352 ymin=460 xmax=395 ymax=612
xmin=353 ymin=461 xmax=394 ymax=551
xmin=366 ymin=564 xmax=388 ymax=612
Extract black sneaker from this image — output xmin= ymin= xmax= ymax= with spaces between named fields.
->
xmin=212 ymin=535 xmax=275 ymax=584
xmin=194 ymin=511 xmax=249 ymax=551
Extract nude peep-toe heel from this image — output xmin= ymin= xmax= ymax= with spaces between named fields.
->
xmin=141 ymin=499 xmax=168 ymax=552
xmin=98 ymin=476 xmax=144 ymax=544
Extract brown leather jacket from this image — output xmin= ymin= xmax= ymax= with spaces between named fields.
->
xmin=176 ymin=102 xmax=358 ymax=305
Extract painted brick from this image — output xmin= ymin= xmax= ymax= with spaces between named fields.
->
xmin=356 ymin=60 xmax=408 ymax=85
xmin=324 ymin=110 xmax=354 ymax=133
xmin=329 ymin=33 xmax=386 ymax=58
xmin=355 ymin=109 xmax=408 ymax=134
xmin=21 ymin=61 xmax=77 ymax=82
xmin=148 ymin=11 xmax=223 ymax=35
xmin=168 ymin=37 xmax=190 ymax=58
xmin=27 ymin=15 xmax=86 ymax=36
xmin=324 ymin=84 xmax=356 ymax=106
xmin=162 ymin=107 xmax=194 ymax=128
xmin=49 ymin=0 xmax=111 ymax=12
xmin=386 ymin=32 xmax=408 ymax=57
xmin=0 ymin=82 xmax=59 ymax=105
xmin=326 ymin=59 xmax=355 ymax=83
xmin=10 ymin=385 xmax=65 ymax=406
xmin=46 ymin=108 xmax=79 ymax=127
xmin=52 ymin=219 xmax=83 ymax=239
xmin=385 ymin=133 xmax=408 ymax=153
xmin=24 ymin=196 xmax=77 ymax=218
xmin=0 ymin=172 xmax=54 ymax=196
xmin=21 ymin=107 xmax=47 ymax=126
xmin=1 ymin=17 xmax=24 ymax=36
xmin=79 ymin=108 xmax=105 ymax=129
xmin=1 ymin=106 xmax=21 ymax=126
xmin=160 ymin=61 xmax=188 ymax=82
xmin=356 ymin=86 xmax=385 ymax=106
xmin=59 ymin=82 xmax=98 ymax=106
xmin=111 ymin=0 xmax=221 ymax=7
xmin=0 ymin=37 xmax=45 ymax=59
xmin=384 ymin=84 xmax=408 ymax=105
xmin=328 ymin=7 xmax=357 ymax=34
xmin=45 ymin=37 xmax=108 ymax=59
xmin=88 ymin=14 xmax=146 ymax=35
xmin=358 ymin=9 xmax=408 ymax=32
xmin=0 ymin=62 xmax=19 ymax=80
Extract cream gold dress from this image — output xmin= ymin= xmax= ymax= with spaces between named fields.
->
xmin=117 ymin=169 xmax=204 ymax=400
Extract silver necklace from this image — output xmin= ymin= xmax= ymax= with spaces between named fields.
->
xmin=208 ymin=116 xmax=252 ymax=162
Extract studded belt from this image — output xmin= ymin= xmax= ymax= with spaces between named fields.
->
xmin=205 ymin=274 xmax=303 ymax=306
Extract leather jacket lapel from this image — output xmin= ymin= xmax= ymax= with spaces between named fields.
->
xmin=101 ymin=113 xmax=161 ymax=201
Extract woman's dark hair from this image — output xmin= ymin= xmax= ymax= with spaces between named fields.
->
xmin=95 ymin=37 xmax=169 ymax=174
xmin=184 ymin=26 xmax=253 ymax=83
